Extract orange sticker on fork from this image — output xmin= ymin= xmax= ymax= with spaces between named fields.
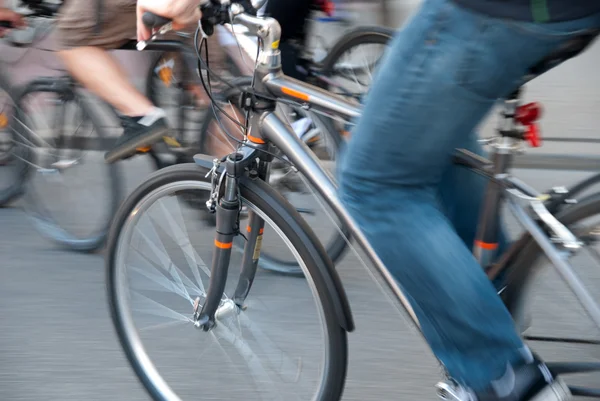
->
xmin=474 ymin=240 xmax=498 ymax=250
xmin=215 ymin=240 xmax=233 ymax=249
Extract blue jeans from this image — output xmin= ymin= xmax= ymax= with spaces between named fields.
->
xmin=338 ymin=0 xmax=600 ymax=391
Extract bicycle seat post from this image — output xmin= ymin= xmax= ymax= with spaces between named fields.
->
xmin=472 ymin=89 xmax=526 ymax=267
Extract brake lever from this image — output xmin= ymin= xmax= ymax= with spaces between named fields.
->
xmin=137 ymin=23 xmax=175 ymax=50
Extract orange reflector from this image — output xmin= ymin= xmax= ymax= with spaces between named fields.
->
xmin=215 ymin=240 xmax=233 ymax=249
xmin=474 ymin=240 xmax=498 ymax=250
xmin=247 ymin=134 xmax=265 ymax=144
xmin=0 ymin=113 xmax=7 ymax=129
xmin=259 ymin=228 xmax=264 ymax=234
xmin=281 ymin=87 xmax=310 ymax=102
xmin=162 ymin=136 xmax=181 ymax=147
xmin=136 ymin=146 xmax=152 ymax=153
xmin=158 ymin=66 xmax=173 ymax=87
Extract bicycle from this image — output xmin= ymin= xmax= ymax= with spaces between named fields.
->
xmin=3 ymin=0 xmax=391 ymax=260
xmin=106 ymin=1 xmax=600 ymax=400
xmin=2 ymin=0 xmax=391 ymax=256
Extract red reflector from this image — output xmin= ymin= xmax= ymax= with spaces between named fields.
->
xmin=524 ymin=123 xmax=542 ymax=148
xmin=516 ymin=102 xmax=542 ymax=125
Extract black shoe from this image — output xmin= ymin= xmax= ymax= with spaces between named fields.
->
xmin=475 ymin=361 xmax=570 ymax=401
xmin=436 ymin=361 xmax=571 ymax=401
xmin=104 ymin=108 xmax=171 ymax=163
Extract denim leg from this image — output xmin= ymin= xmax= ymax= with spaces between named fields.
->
xmin=338 ymin=0 xmax=600 ymax=391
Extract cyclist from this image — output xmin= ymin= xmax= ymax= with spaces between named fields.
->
xmin=137 ymin=0 xmax=600 ymax=400
xmin=336 ymin=1 xmax=600 ymax=401
xmin=56 ymin=0 xmax=205 ymax=163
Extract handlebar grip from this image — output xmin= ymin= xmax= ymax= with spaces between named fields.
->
xmin=142 ymin=12 xmax=172 ymax=29
xmin=0 ymin=21 xmax=14 ymax=28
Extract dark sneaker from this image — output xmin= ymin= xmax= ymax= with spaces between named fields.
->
xmin=436 ymin=360 xmax=571 ymax=401
xmin=104 ymin=108 xmax=172 ymax=163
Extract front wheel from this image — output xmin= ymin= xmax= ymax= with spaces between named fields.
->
xmin=106 ymin=163 xmax=348 ymax=401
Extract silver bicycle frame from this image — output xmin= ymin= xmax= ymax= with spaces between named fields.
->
xmin=229 ymin=6 xmax=600 ymax=330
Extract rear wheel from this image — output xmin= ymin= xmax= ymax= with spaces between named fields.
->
xmin=320 ymin=26 xmax=394 ymax=137
xmin=321 ymin=26 xmax=394 ymax=100
xmin=504 ymin=193 xmax=600 ymax=396
xmin=106 ymin=163 xmax=348 ymax=401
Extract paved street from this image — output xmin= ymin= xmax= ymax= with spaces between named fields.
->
xmin=2 ymin=156 xmax=600 ymax=401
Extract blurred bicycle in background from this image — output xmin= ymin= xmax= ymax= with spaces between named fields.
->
xmin=0 ymin=0 xmax=393 ymax=276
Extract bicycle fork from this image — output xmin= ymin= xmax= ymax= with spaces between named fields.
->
xmin=194 ymin=152 xmax=268 ymax=331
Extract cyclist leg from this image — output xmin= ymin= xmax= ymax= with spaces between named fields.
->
xmin=57 ymin=0 xmax=170 ymax=163
xmin=339 ymin=0 xmax=600 ymax=397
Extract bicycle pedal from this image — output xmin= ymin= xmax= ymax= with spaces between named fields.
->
xmin=435 ymin=381 xmax=473 ymax=401
xmin=162 ymin=136 xmax=182 ymax=147
xmin=135 ymin=146 xmax=152 ymax=153
xmin=51 ymin=159 xmax=79 ymax=170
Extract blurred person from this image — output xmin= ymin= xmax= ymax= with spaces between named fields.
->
xmin=262 ymin=0 xmax=314 ymax=81
xmin=138 ymin=0 xmax=600 ymax=400
xmin=57 ymin=0 xmax=217 ymax=163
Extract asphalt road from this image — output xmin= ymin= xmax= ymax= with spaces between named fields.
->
xmin=2 ymin=10 xmax=600 ymax=401
xmin=2 ymin=156 xmax=600 ymax=401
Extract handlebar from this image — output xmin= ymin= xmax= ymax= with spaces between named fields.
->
xmin=141 ymin=0 xmax=281 ymax=69
xmin=141 ymin=12 xmax=172 ymax=30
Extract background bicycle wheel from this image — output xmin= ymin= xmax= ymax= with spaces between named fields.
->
xmin=0 ymin=71 xmax=29 ymax=206
xmin=12 ymin=80 xmax=121 ymax=251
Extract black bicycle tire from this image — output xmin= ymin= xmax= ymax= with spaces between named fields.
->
xmin=320 ymin=26 xmax=395 ymax=79
xmin=12 ymin=79 xmax=122 ymax=252
xmin=106 ymin=162 xmax=349 ymax=401
xmin=198 ymin=76 xmax=351 ymax=275
xmin=0 ymin=71 xmax=29 ymax=206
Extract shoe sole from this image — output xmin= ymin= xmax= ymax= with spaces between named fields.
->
xmin=104 ymin=127 xmax=171 ymax=164
xmin=531 ymin=379 xmax=572 ymax=401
